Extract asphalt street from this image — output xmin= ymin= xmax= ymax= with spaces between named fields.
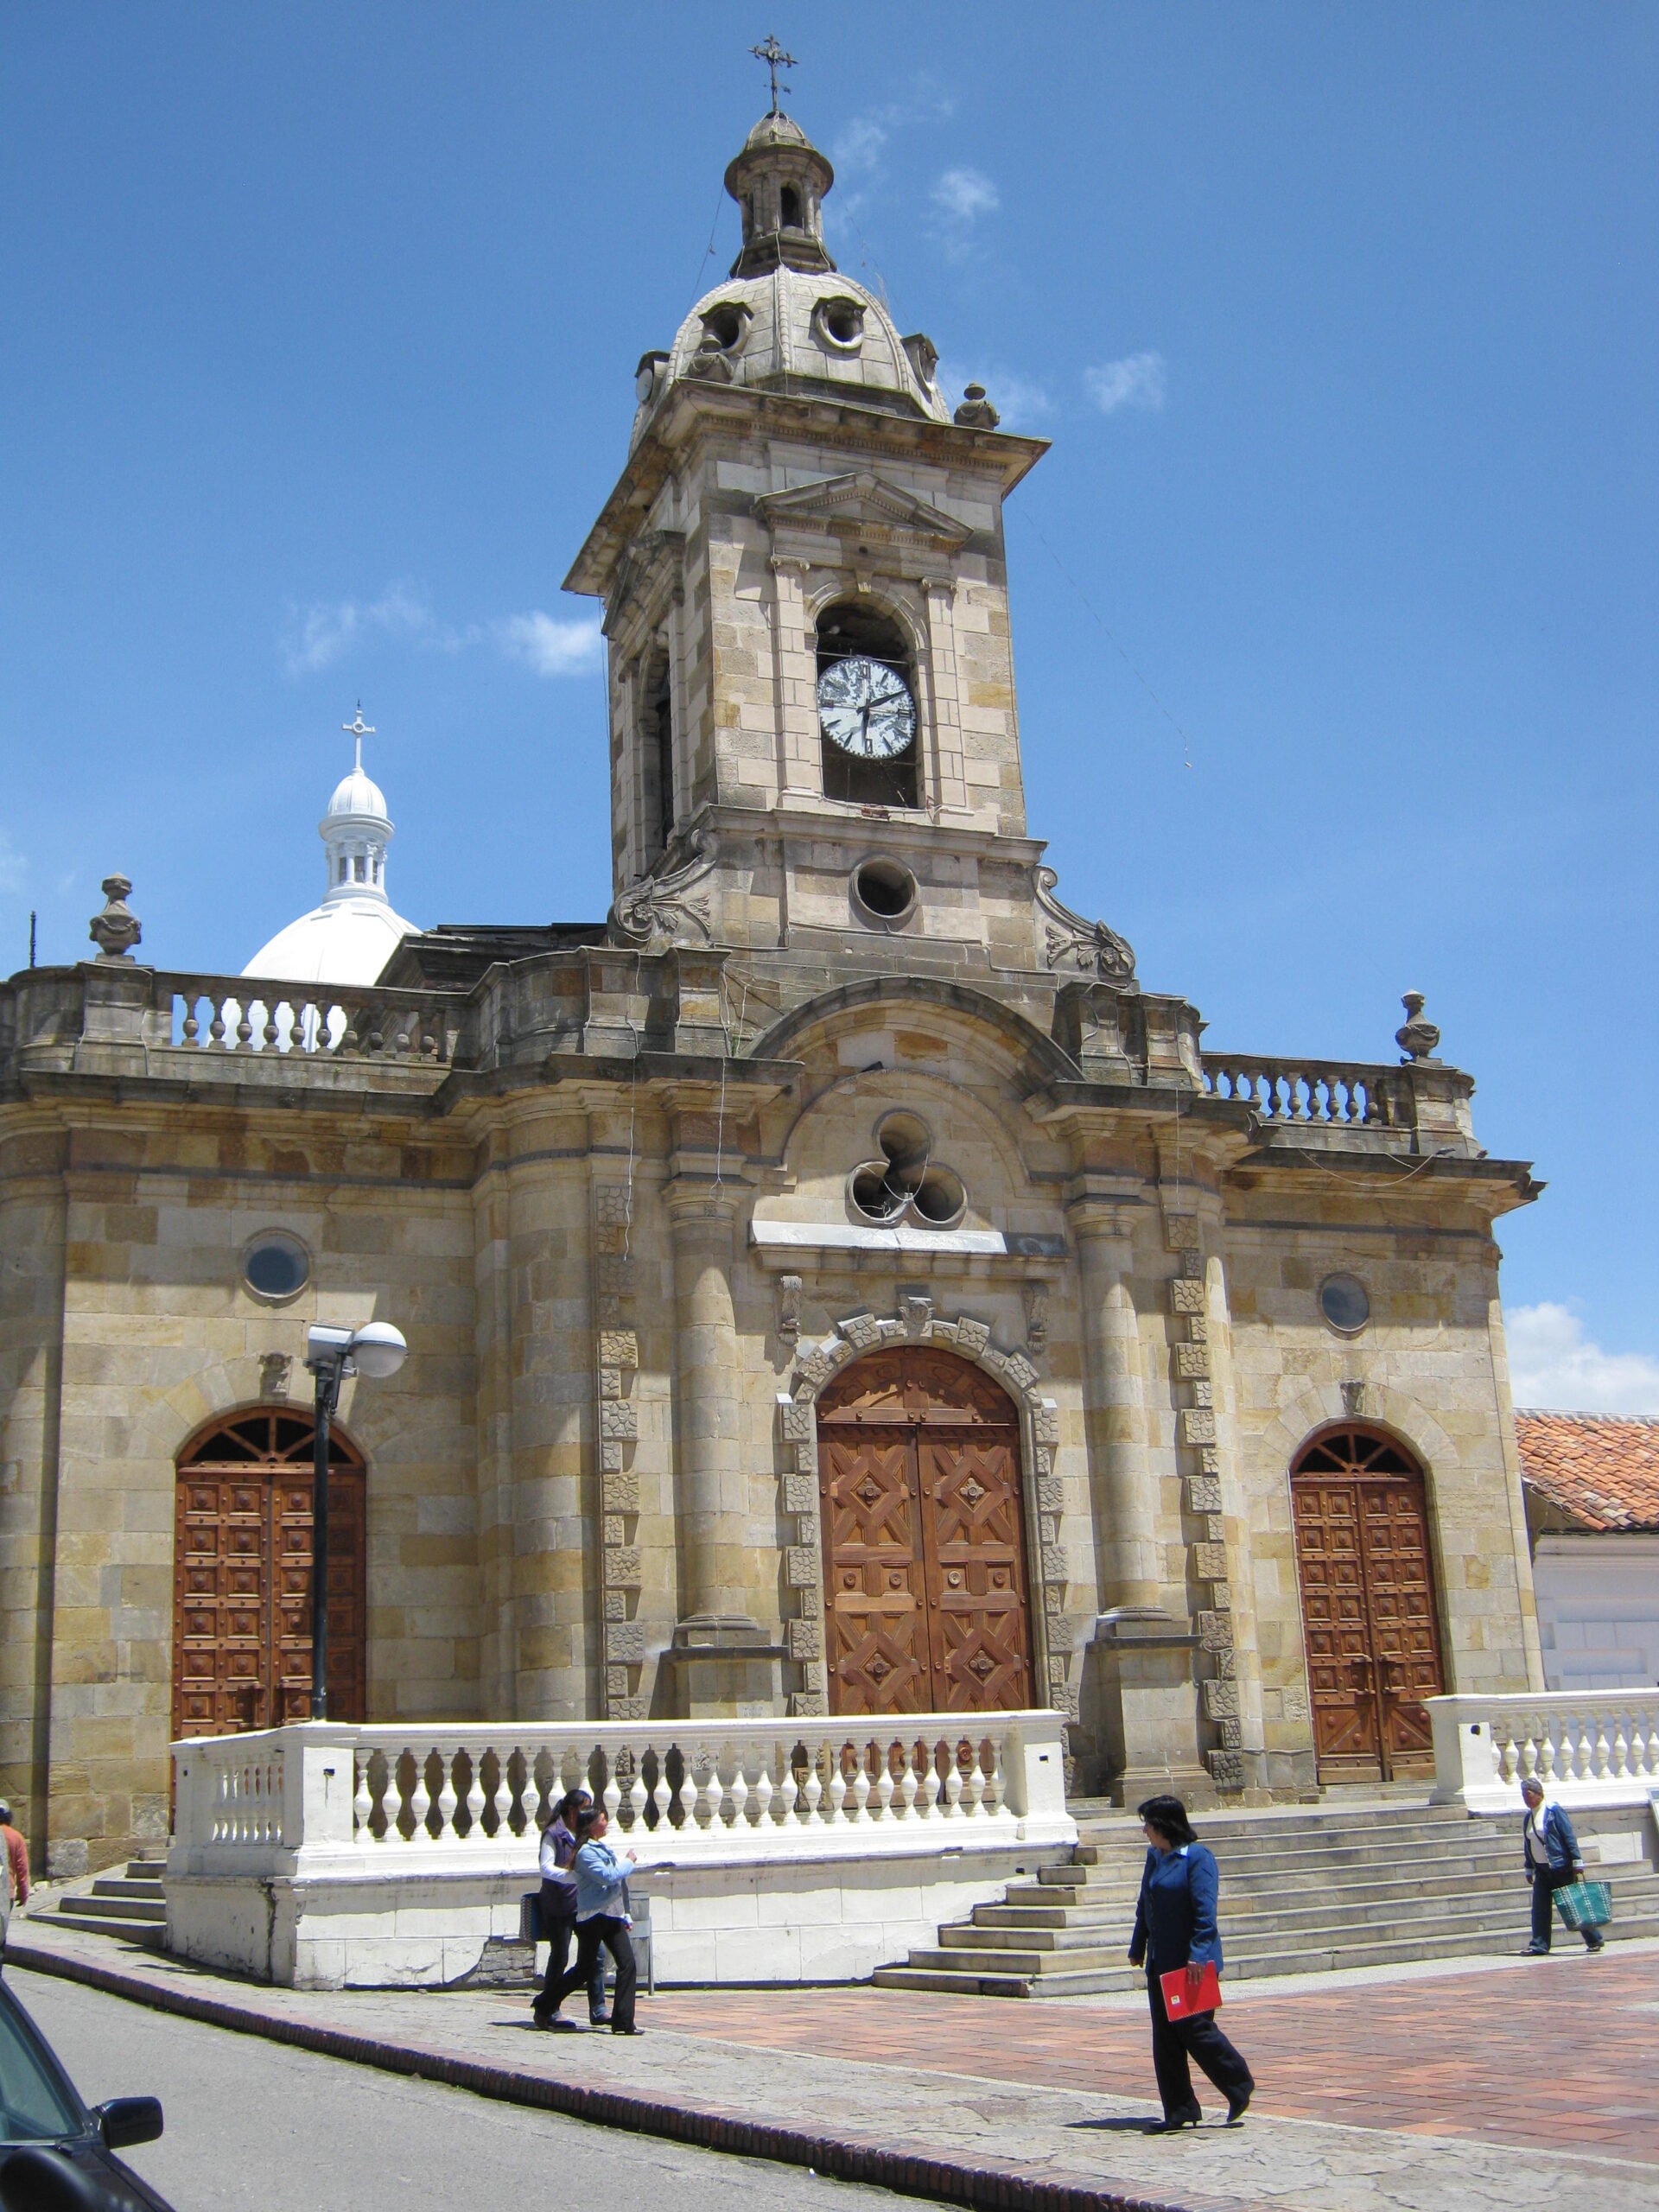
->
xmin=14 ymin=1969 xmax=931 ymax=2212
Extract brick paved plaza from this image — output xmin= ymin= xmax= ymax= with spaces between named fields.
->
xmin=12 ymin=1917 xmax=1658 ymax=2210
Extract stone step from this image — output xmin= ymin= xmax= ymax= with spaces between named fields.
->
xmin=90 ymin=1877 xmax=166 ymax=1903
xmin=49 ymin=1908 xmax=167 ymax=1950
xmin=125 ymin=1860 xmax=167 ymax=1881
xmin=62 ymin=1893 xmax=166 ymax=1923
xmin=978 ymin=1873 xmax=1659 ymax=1936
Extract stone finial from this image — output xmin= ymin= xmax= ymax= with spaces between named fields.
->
xmin=953 ymin=382 xmax=1001 ymax=429
xmin=88 ymin=874 xmax=142 ymax=963
xmin=1395 ymin=991 xmax=1441 ymax=1064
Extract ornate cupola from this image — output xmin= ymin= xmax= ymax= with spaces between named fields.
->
xmin=724 ymin=110 xmax=836 ymax=278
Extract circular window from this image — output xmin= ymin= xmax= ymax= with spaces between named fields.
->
xmin=909 ymin=1166 xmax=966 ymax=1230
xmin=815 ymin=296 xmax=866 ymax=352
xmin=243 ymin=1233 xmax=310 ymax=1304
xmin=852 ymin=858 xmax=918 ymax=925
xmin=698 ymin=303 xmax=747 ymax=353
xmin=1319 ymin=1274 xmax=1370 ymax=1335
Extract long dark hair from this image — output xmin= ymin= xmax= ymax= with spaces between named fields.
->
xmin=1137 ymin=1793 xmax=1198 ymax=1847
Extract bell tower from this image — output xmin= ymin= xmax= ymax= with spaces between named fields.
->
xmin=565 ymin=102 xmax=1132 ymax=992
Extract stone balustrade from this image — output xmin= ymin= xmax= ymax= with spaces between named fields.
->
xmin=1201 ymin=1051 xmax=1478 ymax=1151
xmin=1428 ymin=1691 xmax=1659 ymax=1813
xmin=1203 ymin=1054 xmax=1401 ymax=1128
xmin=171 ymin=1711 xmax=1072 ymax=1874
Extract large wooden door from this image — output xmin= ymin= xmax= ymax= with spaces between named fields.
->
xmin=817 ymin=1350 xmax=1033 ymax=1716
xmin=172 ymin=1409 xmax=366 ymax=1741
xmin=1291 ymin=1427 xmax=1445 ymax=1782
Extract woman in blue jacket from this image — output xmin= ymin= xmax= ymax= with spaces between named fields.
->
xmin=1520 ymin=1776 xmax=1605 ymax=1955
xmin=1128 ymin=1794 xmax=1254 ymax=2131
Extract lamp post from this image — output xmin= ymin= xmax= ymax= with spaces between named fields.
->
xmin=302 ymin=1320 xmax=407 ymax=1720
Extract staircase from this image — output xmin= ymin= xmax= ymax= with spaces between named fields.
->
xmin=873 ymin=1800 xmax=1659 ymax=1998
xmin=40 ymin=1853 xmax=168 ymax=1950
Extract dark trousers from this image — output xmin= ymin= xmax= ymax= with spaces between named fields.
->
xmin=1530 ymin=1866 xmax=1604 ymax=1951
xmin=534 ymin=1892 xmax=607 ymax=2020
xmin=548 ymin=1914 xmax=636 ymax=2031
xmin=1147 ymin=1966 xmax=1253 ymax=2120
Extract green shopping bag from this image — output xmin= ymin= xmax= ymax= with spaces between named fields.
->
xmin=1554 ymin=1879 xmax=1611 ymax=1930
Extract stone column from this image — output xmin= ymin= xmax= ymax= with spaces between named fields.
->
xmin=1070 ymin=1189 xmax=1206 ymax=1802
xmin=1070 ymin=1200 xmax=1160 ymax=1612
xmin=920 ymin=576 xmax=969 ymax=814
xmin=664 ymin=1179 xmax=775 ymax=1715
xmin=768 ymin=554 xmax=821 ymax=799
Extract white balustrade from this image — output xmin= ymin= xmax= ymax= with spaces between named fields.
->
xmin=1428 ymin=1691 xmax=1659 ymax=1813
xmin=160 ymin=974 xmax=454 ymax=1064
xmin=170 ymin=1711 xmax=1071 ymax=1877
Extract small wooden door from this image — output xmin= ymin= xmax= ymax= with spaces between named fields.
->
xmin=1291 ymin=1427 xmax=1445 ymax=1782
xmin=172 ymin=1409 xmax=366 ymax=1741
xmin=817 ymin=1349 xmax=1033 ymax=1716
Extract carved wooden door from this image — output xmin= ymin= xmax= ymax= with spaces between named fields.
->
xmin=172 ymin=1410 xmax=366 ymax=1741
xmin=817 ymin=1349 xmax=1033 ymax=1716
xmin=1291 ymin=1428 xmax=1445 ymax=1782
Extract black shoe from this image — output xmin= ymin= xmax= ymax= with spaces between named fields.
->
xmin=1585 ymin=1935 xmax=1605 ymax=1954
xmin=588 ymin=2012 xmax=612 ymax=2027
xmin=1144 ymin=2105 xmax=1201 ymax=2133
xmin=611 ymin=2023 xmax=642 ymax=2036
xmin=1523 ymin=1942 xmax=1550 ymax=1956
xmin=1226 ymin=2087 xmax=1253 ymax=2126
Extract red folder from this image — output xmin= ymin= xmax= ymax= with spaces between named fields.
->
xmin=1160 ymin=1961 xmax=1223 ymax=2019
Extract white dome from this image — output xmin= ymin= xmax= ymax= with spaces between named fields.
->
xmin=324 ymin=765 xmax=389 ymax=823
xmin=243 ymin=894 xmax=416 ymax=989
xmin=242 ymin=717 xmax=418 ymax=989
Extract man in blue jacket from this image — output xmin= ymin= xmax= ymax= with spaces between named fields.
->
xmin=1520 ymin=1776 xmax=1605 ymax=1955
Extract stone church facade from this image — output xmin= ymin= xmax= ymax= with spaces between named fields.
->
xmin=1 ymin=107 xmax=1544 ymax=1878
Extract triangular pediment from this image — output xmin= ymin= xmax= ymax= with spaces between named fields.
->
xmin=753 ymin=471 xmax=971 ymax=551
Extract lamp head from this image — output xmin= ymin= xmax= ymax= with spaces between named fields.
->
xmin=349 ymin=1320 xmax=408 ymax=1380
xmin=304 ymin=1323 xmax=355 ymax=1373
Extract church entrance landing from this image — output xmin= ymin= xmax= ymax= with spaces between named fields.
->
xmin=817 ymin=1349 xmax=1033 ymax=1716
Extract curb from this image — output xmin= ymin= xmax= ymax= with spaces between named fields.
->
xmin=7 ymin=1942 xmax=1189 ymax=2212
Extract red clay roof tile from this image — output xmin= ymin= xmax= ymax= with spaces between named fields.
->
xmin=1516 ymin=1411 xmax=1659 ymax=1533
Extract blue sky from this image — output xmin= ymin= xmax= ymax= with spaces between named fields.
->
xmin=3 ymin=6 xmax=1655 ymax=1406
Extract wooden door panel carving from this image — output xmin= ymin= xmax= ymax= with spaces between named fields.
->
xmin=818 ymin=1351 xmax=1033 ymax=1717
xmin=1291 ymin=1428 xmax=1446 ymax=1783
xmin=172 ymin=1411 xmax=366 ymax=1742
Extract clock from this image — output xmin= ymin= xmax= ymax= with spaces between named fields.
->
xmin=817 ymin=656 xmax=917 ymax=760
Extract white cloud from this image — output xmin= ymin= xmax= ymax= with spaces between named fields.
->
xmin=493 ymin=613 xmax=604 ymax=677
xmin=931 ymin=167 xmax=1000 ymax=223
xmin=281 ymin=585 xmax=601 ymax=682
xmin=1084 ymin=351 xmax=1167 ymax=415
xmin=1507 ymin=1302 xmax=1659 ymax=1415
xmin=830 ymin=86 xmax=957 ymax=222
xmin=282 ymin=583 xmax=439 ymax=676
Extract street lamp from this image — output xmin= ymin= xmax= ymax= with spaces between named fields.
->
xmin=302 ymin=1321 xmax=407 ymax=1720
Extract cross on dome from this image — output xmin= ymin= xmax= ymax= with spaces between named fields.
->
xmin=342 ymin=702 xmax=375 ymax=772
xmin=749 ymin=33 xmax=796 ymax=115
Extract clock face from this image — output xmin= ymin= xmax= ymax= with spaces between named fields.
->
xmin=817 ymin=656 xmax=917 ymax=760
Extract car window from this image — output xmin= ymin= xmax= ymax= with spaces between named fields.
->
xmin=0 ymin=1998 xmax=84 ymax=2143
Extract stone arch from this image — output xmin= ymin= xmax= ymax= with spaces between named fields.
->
xmin=775 ymin=1300 xmax=1061 ymax=1718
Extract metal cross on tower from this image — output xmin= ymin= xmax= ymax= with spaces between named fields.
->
xmin=342 ymin=702 xmax=374 ymax=771
xmin=750 ymin=33 xmax=796 ymax=115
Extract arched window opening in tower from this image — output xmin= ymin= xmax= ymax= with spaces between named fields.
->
xmin=780 ymin=183 xmax=802 ymax=229
xmin=639 ymin=648 xmax=675 ymax=868
xmin=816 ymin=600 xmax=920 ymax=809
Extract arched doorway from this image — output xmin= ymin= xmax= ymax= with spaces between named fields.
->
xmin=817 ymin=1348 xmax=1033 ymax=1715
xmin=172 ymin=1408 xmax=366 ymax=1741
xmin=1291 ymin=1426 xmax=1446 ymax=1782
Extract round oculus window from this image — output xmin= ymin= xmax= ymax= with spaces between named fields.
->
xmin=1319 ymin=1273 xmax=1370 ymax=1335
xmin=243 ymin=1233 xmax=310 ymax=1303
xmin=852 ymin=857 xmax=918 ymax=923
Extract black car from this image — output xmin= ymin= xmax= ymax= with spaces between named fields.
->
xmin=0 ymin=1976 xmax=169 ymax=2210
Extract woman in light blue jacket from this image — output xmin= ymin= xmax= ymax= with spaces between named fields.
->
xmin=540 ymin=1805 xmax=640 ymax=2033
